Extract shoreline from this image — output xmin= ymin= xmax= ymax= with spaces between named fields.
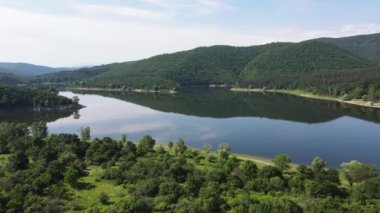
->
xmin=68 ymin=87 xmax=177 ymax=94
xmin=231 ymin=87 xmax=380 ymax=109
xmin=67 ymin=86 xmax=380 ymax=109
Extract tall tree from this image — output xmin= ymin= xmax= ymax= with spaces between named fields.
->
xmin=217 ymin=143 xmax=231 ymax=161
xmin=174 ymin=139 xmax=187 ymax=155
xmin=137 ymin=135 xmax=155 ymax=156
xmin=341 ymin=160 xmax=378 ymax=186
xmin=80 ymin=127 xmax=91 ymax=142
xmin=30 ymin=121 xmax=48 ymax=138
xmin=273 ymin=154 xmax=291 ymax=172
xmin=311 ymin=157 xmax=326 ymax=173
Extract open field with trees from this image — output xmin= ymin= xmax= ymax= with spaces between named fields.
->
xmin=0 ymin=122 xmax=379 ymax=212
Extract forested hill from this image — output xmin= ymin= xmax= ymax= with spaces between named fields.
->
xmin=33 ymin=33 xmax=380 ymax=98
xmin=83 ymin=41 xmax=378 ymax=94
xmin=0 ymin=63 xmax=80 ymax=86
xmin=0 ymin=62 xmax=74 ymax=76
xmin=312 ymin=33 xmax=380 ymax=64
xmin=0 ymin=73 xmax=25 ymax=86
xmin=0 ymin=86 xmax=80 ymax=109
xmin=86 ymin=44 xmax=285 ymax=89
xmin=32 ymin=65 xmax=113 ymax=84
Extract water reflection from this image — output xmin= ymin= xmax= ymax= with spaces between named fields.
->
xmin=0 ymin=108 xmax=78 ymax=123
xmin=2 ymin=89 xmax=380 ymax=167
xmin=74 ymin=89 xmax=380 ymax=124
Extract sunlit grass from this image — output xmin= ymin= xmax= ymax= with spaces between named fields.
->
xmin=0 ymin=154 xmax=11 ymax=167
xmin=67 ymin=166 xmax=129 ymax=212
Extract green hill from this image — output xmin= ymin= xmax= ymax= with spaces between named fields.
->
xmin=87 ymin=44 xmax=288 ymax=89
xmin=0 ymin=62 xmax=75 ymax=76
xmin=84 ymin=41 xmax=379 ymax=96
xmin=0 ymin=72 xmax=25 ymax=86
xmin=312 ymin=33 xmax=380 ymax=64
xmin=239 ymin=41 xmax=376 ymax=89
xmin=33 ymin=33 xmax=380 ymax=99
xmin=32 ymin=65 xmax=113 ymax=85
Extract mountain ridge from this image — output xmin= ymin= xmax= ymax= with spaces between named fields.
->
xmin=2 ymin=33 xmax=380 ymax=100
xmin=0 ymin=62 xmax=79 ymax=77
xmin=310 ymin=33 xmax=380 ymax=64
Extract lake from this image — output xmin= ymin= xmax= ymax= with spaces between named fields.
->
xmin=2 ymin=89 xmax=380 ymax=167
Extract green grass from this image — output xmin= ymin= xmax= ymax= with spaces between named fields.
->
xmin=234 ymin=153 xmax=275 ymax=168
xmin=0 ymin=154 xmax=11 ymax=167
xmin=63 ymin=144 xmax=352 ymax=212
xmin=67 ymin=166 xmax=130 ymax=212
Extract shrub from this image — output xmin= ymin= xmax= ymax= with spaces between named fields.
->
xmin=99 ymin=192 xmax=110 ymax=205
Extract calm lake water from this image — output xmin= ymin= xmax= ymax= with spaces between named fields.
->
xmin=2 ymin=89 xmax=380 ymax=167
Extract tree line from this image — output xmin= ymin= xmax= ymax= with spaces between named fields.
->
xmin=0 ymin=86 xmax=80 ymax=109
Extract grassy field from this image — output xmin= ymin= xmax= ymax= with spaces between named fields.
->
xmin=234 ymin=153 xmax=279 ymax=168
xmin=67 ymin=166 xmax=130 ymax=212
xmin=63 ymin=151 xmax=316 ymax=212
xmin=1 ymin=145 xmax=353 ymax=212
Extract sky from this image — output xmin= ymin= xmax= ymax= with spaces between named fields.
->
xmin=0 ymin=0 xmax=379 ymax=67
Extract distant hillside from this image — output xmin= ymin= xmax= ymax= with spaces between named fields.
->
xmin=83 ymin=41 xmax=377 ymax=94
xmin=32 ymin=65 xmax=113 ymax=85
xmin=0 ymin=62 xmax=75 ymax=76
xmin=87 ymin=44 xmax=284 ymax=88
xmin=0 ymin=73 xmax=25 ymax=86
xmin=34 ymin=33 xmax=380 ymax=99
xmin=239 ymin=41 xmax=374 ymax=89
xmin=312 ymin=33 xmax=380 ymax=64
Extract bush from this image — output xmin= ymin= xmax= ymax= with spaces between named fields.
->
xmin=341 ymin=93 xmax=352 ymax=101
xmin=99 ymin=192 xmax=110 ymax=205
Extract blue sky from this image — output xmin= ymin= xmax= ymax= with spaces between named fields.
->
xmin=0 ymin=0 xmax=379 ymax=66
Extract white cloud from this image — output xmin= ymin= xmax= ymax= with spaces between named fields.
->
xmin=339 ymin=24 xmax=380 ymax=36
xmin=300 ymin=24 xmax=380 ymax=38
xmin=279 ymin=0 xmax=317 ymax=13
xmin=120 ymin=121 xmax=174 ymax=134
xmin=76 ymin=4 xmax=168 ymax=19
xmin=140 ymin=0 xmax=235 ymax=14
xmin=0 ymin=4 xmax=379 ymax=67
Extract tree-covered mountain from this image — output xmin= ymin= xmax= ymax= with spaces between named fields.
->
xmin=238 ymin=41 xmax=378 ymax=91
xmin=32 ymin=33 xmax=380 ymax=100
xmin=0 ymin=73 xmax=25 ymax=86
xmin=82 ymin=41 xmax=379 ymax=97
xmin=32 ymin=65 xmax=113 ymax=85
xmin=86 ymin=44 xmax=286 ymax=89
xmin=312 ymin=33 xmax=380 ymax=64
xmin=0 ymin=62 xmax=76 ymax=76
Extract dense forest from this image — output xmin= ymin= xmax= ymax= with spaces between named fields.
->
xmin=2 ymin=33 xmax=380 ymax=101
xmin=0 ymin=86 xmax=79 ymax=109
xmin=34 ymin=34 xmax=380 ymax=101
xmin=32 ymin=65 xmax=113 ymax=85
xmin=84 ymin=42 xmax=378 ymax=92
xmin=0 ymin=122 xmax=379 ymax=212
xmin=312 ymin=33 xmax=380 ymax=64
xmin=0 ymin=62 xmax=74 ymax=76
xmin=0 ymin=73 xmax=25 ymax=86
